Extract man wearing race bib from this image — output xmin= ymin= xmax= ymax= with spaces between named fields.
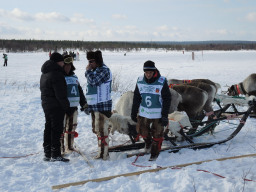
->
xmin=85 ymin=50 xmax=112 ymax=160
xmin=131 ymin=60 xmax=171 ymax=161
xmin=62 ymin=55 xmax=88 ymax=154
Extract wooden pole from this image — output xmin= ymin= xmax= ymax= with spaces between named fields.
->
xmin=52 ymin=153 xmax=256 ymax=190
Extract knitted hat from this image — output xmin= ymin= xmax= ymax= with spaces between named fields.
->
xmin=143 ymin=60 xmax=156 ymax=72
xmin=63 ymin=55 xmax=76 ymax=71
xmin=50 ymin=52 xmax=64 ymax=63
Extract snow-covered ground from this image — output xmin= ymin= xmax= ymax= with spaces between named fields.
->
xmin=1 ymin=50 xmax=256 ymax=192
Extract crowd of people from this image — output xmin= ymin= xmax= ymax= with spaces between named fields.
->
xmin=40 ymin=50 xmax=171 ymax=162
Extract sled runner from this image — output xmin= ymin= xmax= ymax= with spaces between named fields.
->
xmin=109 ymin=95 xmax=256 ymax=156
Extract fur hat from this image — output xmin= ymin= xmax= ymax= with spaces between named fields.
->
xmin=63 ymin=55 xmax=76 ymax=71
xmin=143 ymin=60 xmax=156 ymax=72
xmin=95 ymin=50 xmax=103 ymax=66
xmin=86 ymin=51 xmax=95 ymax=60
xmin=50 ymin=52 xmax=64 ymax=63
xmin=86 ymin=50 xmax=103 ymax=67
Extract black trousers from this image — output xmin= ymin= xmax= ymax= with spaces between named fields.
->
xmin=43 ymin=107 xmax=65 ymax=157
xmin=3 ymin=60 xmax=7 ymax=66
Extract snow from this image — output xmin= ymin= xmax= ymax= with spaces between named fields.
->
xmin=1 ymin=50 xmax=256 ymax=192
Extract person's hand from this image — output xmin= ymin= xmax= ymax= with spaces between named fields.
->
xmin=86 ymin=64 xmax=92 ymax=71
xmin=161 ymin=117 xmax=169 ymax=127
xmin=80 ymin=104 xmax=90 ymax=115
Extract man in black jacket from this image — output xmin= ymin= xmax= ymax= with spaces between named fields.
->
xmin=40 ymin=52 xmax=72 ymax=162
xmin=131 ymin=60 xmax=171 ymax=161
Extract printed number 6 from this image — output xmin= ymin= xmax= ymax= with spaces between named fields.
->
xmin=145 ymin=96 xmax=152 ymax=107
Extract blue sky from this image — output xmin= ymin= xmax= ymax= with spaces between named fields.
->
xmin=0 ymin=0 xmax=256 ymax=41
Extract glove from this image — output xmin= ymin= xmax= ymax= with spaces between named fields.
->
xmin=131 ymin=114 xmax=137 ymax=123
xmin=161 ymin=117 xmax=169 ymax=127
xmin=80 ymin=104 xmax=90 ymax=115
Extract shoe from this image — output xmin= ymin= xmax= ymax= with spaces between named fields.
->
xmin=63 ymin=148 xmax=75 ymax=155
xmin=149 ymin=154 xmax=158 ymax=161
xmin=93 ymin=154 xmax=110 ymax=160
xmin=51 ymin=156 xmax=70 ymax=162
xmin=43 ymin=156 xmax=51 ymax=161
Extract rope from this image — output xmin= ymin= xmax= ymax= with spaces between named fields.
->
xmin=0 ymin=152 xmax=41 ymax=159
xmin=52 ymin=153 xmax=256 ymax=190
xmin=131 ymin=155 xmax=256 ymax=183
xmin=194 ymin=169 xmax=256 ymax=182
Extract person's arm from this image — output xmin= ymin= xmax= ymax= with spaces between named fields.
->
xmin=52 ymin=72 xmax=70 ymax=111
xmin=161 ymin=80 xmax=171 ymax=118
xmin=85 ymin=67 xmax=110 ymax=87
xmin=78 ymin=83 xmax=87 ymax=107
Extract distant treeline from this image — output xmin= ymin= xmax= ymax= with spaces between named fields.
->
xmin=1 ymin=39 xmax=256 ymax=52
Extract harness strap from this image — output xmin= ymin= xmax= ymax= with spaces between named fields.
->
xmin=236 ymin=84 xmax=241 ymax=95
xmin=239 ymin=83 xmax=247 ymax=95
xmin=134 ymin=134 xmax=147 ymax=142
xmin=65 ymin=131 xmax=79 ymax=138
xmin=169 ymin=83 xmax=180 ymax=88
xmin=152 ymin=137 xmax=164 ymax=150
xmin=98 ymin=136 xmax=108 ymax=146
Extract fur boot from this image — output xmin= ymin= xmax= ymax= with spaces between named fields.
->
xmin=143 ymin=137 xmax=152 ymax=154
xmin=94 ymin=136 xmax=109 ymax=160
xmin=92 ymin=112 xmax=110 ymax=160
xmin=62 ymin=111 xmax=78 ymax=154
xmin=149 ymin=137 xmax=163 ymax=161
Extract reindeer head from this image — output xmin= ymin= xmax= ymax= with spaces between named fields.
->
xmin=227 ymin=85 xmax=237 ymax=96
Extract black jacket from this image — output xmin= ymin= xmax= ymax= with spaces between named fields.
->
xmin=40 ymin=60 xmax=70 ymax=112
xmin=131 ymin=69 xmax=171 ymax=119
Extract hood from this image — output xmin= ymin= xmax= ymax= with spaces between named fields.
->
xmin=41 ymin=60 xmax=63 ymax=74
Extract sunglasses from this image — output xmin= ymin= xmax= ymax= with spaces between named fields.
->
xmin=88 ymin=59 xmax=95 ymax=64
xmin=64 ymin=57 xmax=73 ymax=64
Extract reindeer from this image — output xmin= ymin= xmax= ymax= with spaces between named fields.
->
xmin=168 ymin=78 xmax=221 ymax=92
xmin=110 ymin=85 xmax=208 ymax=141
xmin=169 ymin=84 xmax=208 ymax=119
xmin=228 ymin=73 xmax=256 ymax=97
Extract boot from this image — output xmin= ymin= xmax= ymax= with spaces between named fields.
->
xmin=51 ymin=147 xmax=69 ymax=162
xmin=43 ymin=145 xmax=51 ymax=161
xmin=143 ymin=137 xmax=152 ymax=154
xmin=149 ymin=137 xmax=163 ymax=161
xmin=63 ymin=132 xmax=75 ymax=154
xmin=94 ymin=136 xmax=109 ymax=160
xmin=43 ymin=154 xmax=51 ymax=161
xmin=51 ymin=156 xmax=70 ymax=162
xmin=60 ymin=134 xmax=65 ymax=155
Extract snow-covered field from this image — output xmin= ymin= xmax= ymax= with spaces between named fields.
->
xmin=1 ymin=50 xmax=256 ymax=192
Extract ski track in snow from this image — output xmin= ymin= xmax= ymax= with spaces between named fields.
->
xmin=1 ymin=50 xmax=256 ymax=192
